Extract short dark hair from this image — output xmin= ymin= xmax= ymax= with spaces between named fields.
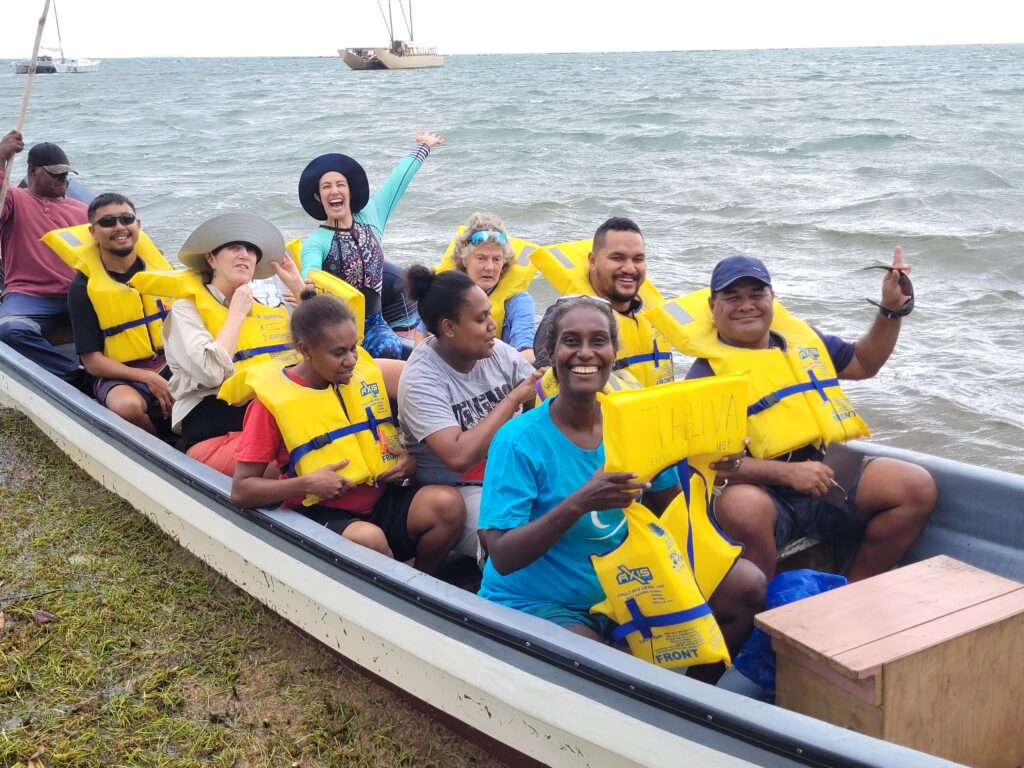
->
xmin=543 ymin=296 xmax=620 ymax=364
xmin=406 ymin=264 xmax=475 ymax=337
xmin=87 ymin=193 xmax=136 ymax=222
xmin=592 ymin=217 xmax=642 ymax=252
xmin=290 ymin=290 xmax=357 ymax=348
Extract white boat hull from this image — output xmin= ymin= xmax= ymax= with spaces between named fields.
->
xmin=339 ymin=47 xmax=443 ymax=70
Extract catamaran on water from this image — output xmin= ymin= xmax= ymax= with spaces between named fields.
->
xmin=9 ymin=0 xmax=100 ymax=74
xmin=340 ymin=0 xmax=443 ymax=70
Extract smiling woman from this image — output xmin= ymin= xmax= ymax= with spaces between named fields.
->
xmin=397 ymin=265 xmax=541 ymax=566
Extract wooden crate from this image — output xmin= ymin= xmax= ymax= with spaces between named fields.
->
xmin=756 ymin=556 xmax=1024 ymax=768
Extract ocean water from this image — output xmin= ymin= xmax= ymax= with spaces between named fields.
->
xmin=2 ymin=45 xmax=1022 ymax=472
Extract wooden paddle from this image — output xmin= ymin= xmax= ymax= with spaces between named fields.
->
xmin=0 ymin=0 xmax=53 ymax=212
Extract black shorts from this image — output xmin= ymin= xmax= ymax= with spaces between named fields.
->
xmin=768 ymin=457 xmax=874 ymax=547
xmin=301 ymin=484 xmax=420 ymax=561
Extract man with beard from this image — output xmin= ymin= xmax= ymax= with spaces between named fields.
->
xmin=0 ymin=130 xmax=89 ymax=383
xmin=533 ymin=217 xmax=671 ymax=388
xmin=66 ymin=193 xmax=173 ymax=434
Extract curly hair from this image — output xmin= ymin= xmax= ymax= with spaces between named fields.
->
xmin=451 ymin=212 xmax=515 ymax=279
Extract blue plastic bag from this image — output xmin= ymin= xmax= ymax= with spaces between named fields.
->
xmin=733 ymin=569 xmax=847 ymax=702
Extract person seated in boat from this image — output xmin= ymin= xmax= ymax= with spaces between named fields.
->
xmin=684 ymin=252 xmax=937 ymax=582
xmin=64 ymin=193 xmax=172 ymax=434
xmin=230 ymin=291 xmax=465 ymax=575
xmin=381 ymin=260 xmax=421 ymax=354
xmin=533 ymin=217 xmax=671 ymax=388
xmin=0 ymin=130 xmax=90 ymax=387
xmin=297 ymin=131 xmax=444 ymax=361
xmin=477 ymin=296 xmax=765 ymax=658
xmin=397 ymin=266 xmax=543 ymax=565
xmin=427 ymin=213 xmax=536 ymax=363
xmin=137 ymin=212 xmax=306 ymax=474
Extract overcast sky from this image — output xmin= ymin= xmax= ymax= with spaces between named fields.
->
xmin=1 ymin=0 xmax=1020 ymax=58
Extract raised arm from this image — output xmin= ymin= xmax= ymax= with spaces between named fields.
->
xmin=359 ymin=131 xmax=444 ymax=234
xmin=840 ymin=246 xmax=913 ymax=380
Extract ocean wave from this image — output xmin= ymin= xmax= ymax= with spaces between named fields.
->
xmin=795 ymin=133 xmax=920 ymax=153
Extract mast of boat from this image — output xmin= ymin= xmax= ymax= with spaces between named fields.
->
xmin=376 ymin=0 xmax=396 ymax=50
xmin=398 ymin=0 xmax=413 ymax=41
xmin=52 ymin=0 xmax=65 ymax=63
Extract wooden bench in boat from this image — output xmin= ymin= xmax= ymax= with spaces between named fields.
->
xmin=756 ymin=555 xmax=1024 ymax=768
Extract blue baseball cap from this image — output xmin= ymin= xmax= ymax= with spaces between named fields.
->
xmin=710 ymin=255 xmax=772 ymax=292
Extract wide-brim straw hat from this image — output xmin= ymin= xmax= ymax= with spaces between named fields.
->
xmin=298 ymin=153 xmax=370 ymax=221
xmin=178 ymin=211 xmax=286 ymax=280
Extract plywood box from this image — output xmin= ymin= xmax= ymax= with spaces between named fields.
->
xmin=756 ymin=556 xmax=1024 ymax=768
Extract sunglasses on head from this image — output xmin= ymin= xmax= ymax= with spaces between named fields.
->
xmin=468 ymin=230 xmax=508 ymax=245
xmin=94 ymin=213 xmax=138 ymax=228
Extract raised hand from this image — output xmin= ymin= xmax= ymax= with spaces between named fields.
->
xmin=0 ymin=130 xmax=24 ymax=163
xmin=880 ymin=245 xmax=913 ymax=312
xmin=271 ymin=257 xmax=306 ymax=304
xmin=415 ymin=130 xmax=444 ymax=149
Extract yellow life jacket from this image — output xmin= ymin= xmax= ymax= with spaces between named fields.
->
xmin=130 ymin=270 xmax=296 ymax=376
xmin=219 ymin=351 xmax=401 ymax=506
xmin=647 ymin=288 xmax=870 ymax=459
xmin=599 ymin=373 xmax=746 ymax=599
xmin=308 ymin=269 xmax=366 ymax=344
xmin=590 ymin=501 xmax=731 ymax=670
xmin=43 ymin=224 xmax=174 ymax=363
xmin=532 ymin=239 xmax=674 ymax=388
xmin=437 ymin=226 xmax=538 ymax=335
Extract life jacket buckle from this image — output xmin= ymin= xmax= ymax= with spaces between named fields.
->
xmin=309 ymin=433 xmax=331 ymax=450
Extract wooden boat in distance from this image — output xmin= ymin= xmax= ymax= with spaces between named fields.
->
xmin=340 ymin=41 xmax=444 ymax=70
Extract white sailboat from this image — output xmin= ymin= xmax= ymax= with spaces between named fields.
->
xmin=340 ymin=0 xmax=443 ymax=71
xmin=11 ymin=1 xmax=101 ymax=75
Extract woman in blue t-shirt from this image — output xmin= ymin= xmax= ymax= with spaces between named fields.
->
xmin=478 ymin=295 xmax=765 ymax=661
xmin=297 ymin=131 xmax=443 ymax=360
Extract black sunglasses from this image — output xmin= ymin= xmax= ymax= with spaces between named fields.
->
xmin=94 ymin=213 xmax=138 ymax=228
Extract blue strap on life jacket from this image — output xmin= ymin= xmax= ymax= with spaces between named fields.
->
xmin=616 ymin=337 xmax=673 ymax=370
xmin=612 ymin=597 xmax=714 ymax=642
xmin=746 ymin=369 xmax=839 ymax=417
xmin=101 ymin=299 xmax=169 ymax=337
xmin=673 ymin=458 xmax=696 ymax=572
xmin=233 ymin=342 xmax=294 ymax=363
xmin=283 ymin=403 xmax=395 ymax=478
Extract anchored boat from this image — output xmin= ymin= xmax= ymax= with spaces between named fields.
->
xmin=340 ymin=0 xmax=443 ymax=70
xmin=3 ymin=334 xmax=1022 ymax=767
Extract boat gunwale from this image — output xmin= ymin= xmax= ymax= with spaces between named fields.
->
xmin=0 ymin=341 xmax=967 ymax=768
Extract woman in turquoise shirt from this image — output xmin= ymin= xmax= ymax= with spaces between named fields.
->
xmin=478 ymin=296 xmax=765 ymax=672
xmin=297 ymin=131 xmax=443 ymax=359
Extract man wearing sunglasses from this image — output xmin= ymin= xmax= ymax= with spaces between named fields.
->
xmin=0 ymin=129 xmax=89 ymax=385
xmin=65 ymin=194 xmax=173 ymax=434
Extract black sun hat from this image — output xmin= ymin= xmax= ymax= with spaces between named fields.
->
xmin=297 ymin=153 xmax=370 ymax=221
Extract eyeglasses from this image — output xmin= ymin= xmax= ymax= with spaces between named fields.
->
xmin=468 ymin=230 xmax=508 ymax=245
xmin=94 ymin=213 xmax=138 ymax=228
xmin=44 ymin=170 xmax=70 ymax=180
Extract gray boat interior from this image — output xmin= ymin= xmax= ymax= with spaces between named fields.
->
xmin=5 ymin=343 xmax=1014 ymax=767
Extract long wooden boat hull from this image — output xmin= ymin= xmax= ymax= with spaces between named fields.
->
xmin=3 ymin=340 xmax=1007 ymax=767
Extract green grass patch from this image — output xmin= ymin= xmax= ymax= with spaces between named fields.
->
xmin=0 ymin=409 xmax=501 ymax=768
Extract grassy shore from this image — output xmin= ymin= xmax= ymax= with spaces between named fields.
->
xmin=0 ymin=409 xmax=502 ymax=768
